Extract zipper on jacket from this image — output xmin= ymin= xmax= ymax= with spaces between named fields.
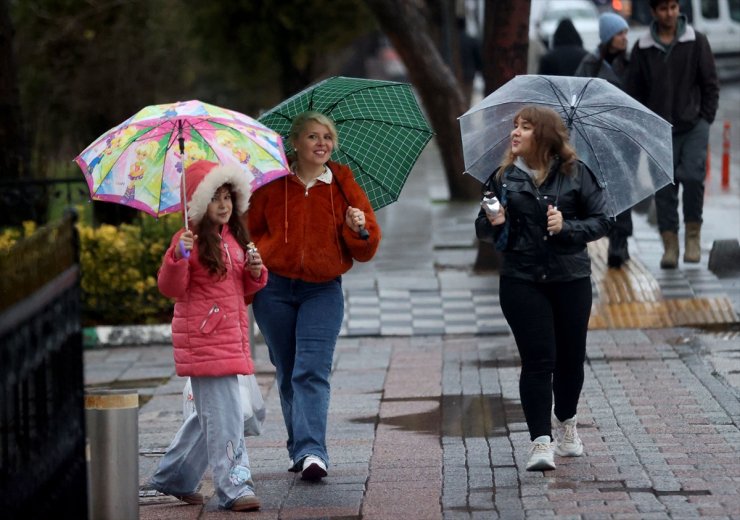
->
xmin=223 ymin=238 xmax=233 ymax=268
xmin=200 ymin=304 xmax=220 ymax=332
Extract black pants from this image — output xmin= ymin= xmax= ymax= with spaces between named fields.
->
xmin=499 ymin=276 xmax=592 ymax=441
xmin=610 ymin=209 xmax=633 ymax=238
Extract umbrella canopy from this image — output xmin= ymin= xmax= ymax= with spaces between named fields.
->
xmin=459 ymin=75 xmax=674 ymax=217
xmin=74 ymin=100 xmax=290 ymax=220
xmin=258 ymin=76 xmax=434 ymax=210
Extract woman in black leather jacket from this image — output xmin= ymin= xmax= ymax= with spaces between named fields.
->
xmin=475 ymin=105 xmax=610 ymax=472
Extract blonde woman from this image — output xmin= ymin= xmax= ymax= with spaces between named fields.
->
xmin=247 ymin=111 xmax=381 ymax=481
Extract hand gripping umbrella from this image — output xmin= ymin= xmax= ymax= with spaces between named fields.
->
xmin=459 ymin=75 xmax=674 ymax=217
xmin=258 ymin=76 xmax=435 ymax=239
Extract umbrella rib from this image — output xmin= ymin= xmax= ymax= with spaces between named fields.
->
xmin=332 ymin=117 xmax=433 ymax=134
xmin=88 ymin=122 xmax=174 ymax=198
xmin=322 ymin=83 xmax=408 ymax=115
xmin=568 ymin=123 xmax=619 ymax=215
xmin=182 ymin=120 xmax=227 ymax=164
xmin=337 ymin=150 xmax=395 ymax=201
xmin=542 ymin=76 xmax=596 ymax=127
xmin=158 ymin=132 xmax=176 ymax=215
xmin=542 ymin=77 xmax=570 ymax=115
xmin=465 ymin=134 xmax=511 ymax=174
xmin=573 ymin=112 xmax=672 ymax=175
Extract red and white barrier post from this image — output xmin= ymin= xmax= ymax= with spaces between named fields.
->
xmin=721 ymin=120 xmax=730 ymax=191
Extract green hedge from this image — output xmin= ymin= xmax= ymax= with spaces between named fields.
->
xmin=1 ymin=213 xmax=183 ymax=326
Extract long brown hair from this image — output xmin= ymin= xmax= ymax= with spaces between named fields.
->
xmin=195 ymin=183 xmax=251 ymax=278
xmin=497 ymin=106 xmax=578 ymax=185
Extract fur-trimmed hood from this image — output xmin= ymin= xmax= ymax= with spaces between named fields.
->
xmin=183 ymin=160 xmax=253 ymax=225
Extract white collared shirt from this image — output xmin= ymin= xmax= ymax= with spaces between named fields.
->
xmin=294 ymin=165 xmax=333 ymax=189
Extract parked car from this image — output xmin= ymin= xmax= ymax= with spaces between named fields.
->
xmin=531 ymin=0 xmax=602 ymax=53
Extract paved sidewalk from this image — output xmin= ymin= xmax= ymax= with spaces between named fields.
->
xmin=84 ymin=326 xmax=740 ymax=519
xmin=82 ymin=87 xmax=740 ymax=518
xmin=82 ymin=155 xmax=740 ymax=518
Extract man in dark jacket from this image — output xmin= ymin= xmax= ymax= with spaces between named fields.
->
xmin=626 ymin=0 xmax=719 ymax=269
xmin=538 ymin=18 xmax=588 ymax=76
xmin=576 ymin=12 xmax=633 ymax=268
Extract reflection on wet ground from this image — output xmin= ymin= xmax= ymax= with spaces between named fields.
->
xmin=441 ymin=394 xmax=523 ymax=438
xmin=352 ymin=394 xmax=525 ymax=438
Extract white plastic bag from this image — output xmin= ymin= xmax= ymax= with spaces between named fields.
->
xmin=182 ymin=374 xmax=266 ymax=436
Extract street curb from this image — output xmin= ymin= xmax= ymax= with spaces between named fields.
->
xmin=83 ymin=324 xmax=170 ymax=348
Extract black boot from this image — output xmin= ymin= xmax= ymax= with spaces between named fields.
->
xmin=607 ymin=233 xmax=630 ymax=268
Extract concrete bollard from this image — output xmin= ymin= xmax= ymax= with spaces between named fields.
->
xmin=708 ymin=239 xmax=740 ymax=275
xmin=85 ymin=389 xmax=139 ymax=520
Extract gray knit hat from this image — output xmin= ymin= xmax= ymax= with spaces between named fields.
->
xmin=599 ymin=13 xmax=629 ymax=45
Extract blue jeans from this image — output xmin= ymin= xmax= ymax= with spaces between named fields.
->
xmin=252 ymin=273 xmax=344 ymax=468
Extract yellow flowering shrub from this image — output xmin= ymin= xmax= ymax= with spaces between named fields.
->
xmin=0 ymin=221 xmax=37 ymax=251
xmin=77 ymin=214 xmax=182 ymax=325
xmin=2 ymin=214 xmax=182 ymax=325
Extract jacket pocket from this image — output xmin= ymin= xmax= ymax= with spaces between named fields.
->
xmin=199 ymin=303 xmax=226 ymax=334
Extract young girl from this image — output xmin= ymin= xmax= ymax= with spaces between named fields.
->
xmin=148 ymin=159 xmax=267 ymax=511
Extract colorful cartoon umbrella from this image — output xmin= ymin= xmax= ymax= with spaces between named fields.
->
xmin=258 ymin=76 xmax=434 ymax=210
xmin=74 ymin=100 xmax=290 ymax=224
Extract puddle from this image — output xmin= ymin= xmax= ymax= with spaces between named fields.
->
xmin=444 ymin=394 xmax=523 ymax=437
xmin=352 ymin=394 xmax=523 ymax=438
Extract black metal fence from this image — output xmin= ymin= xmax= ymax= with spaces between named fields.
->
xmin=0 ymin=177 xmax=90 ymax=227
xmin=0 ymin=213 xmax=88 ymax=519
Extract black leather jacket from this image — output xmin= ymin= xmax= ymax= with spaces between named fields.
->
xmin=475 ymin=161 xmax=611 ymax=283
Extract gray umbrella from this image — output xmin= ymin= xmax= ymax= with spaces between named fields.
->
xmin=458 ymin=75 xmax=674 ymax=217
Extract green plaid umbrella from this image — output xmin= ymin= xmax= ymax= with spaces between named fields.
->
xmin=258 ymin=76 xmax=434 ymax=210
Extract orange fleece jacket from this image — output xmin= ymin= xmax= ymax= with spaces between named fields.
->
xmin=247 ymin=161 xmax=381 ymax=283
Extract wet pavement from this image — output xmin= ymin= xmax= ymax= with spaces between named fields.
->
xmin=83 ymin=85 xmax=740 ymax=518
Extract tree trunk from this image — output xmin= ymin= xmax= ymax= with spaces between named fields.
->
xmin=474 ymin=0 xmax=530 ymax=271
xmin=482 ymin=0 xmax=530 ymax=94
xmin=0 ymin=0 xmax=28 ymax=182
xmin=0 ymin=0 xmax=34 ymax=226
xmin=363 ymin=0 xmax=480 ymax=201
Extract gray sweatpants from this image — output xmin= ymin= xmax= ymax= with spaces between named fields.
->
xmin=655 ymin=119 xmax=710 ymax=233
xmin=149 ymin=375 xmax=253 ymax=509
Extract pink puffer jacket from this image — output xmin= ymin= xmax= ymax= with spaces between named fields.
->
xmin=158 ymin=226 xmax=267 ymax=377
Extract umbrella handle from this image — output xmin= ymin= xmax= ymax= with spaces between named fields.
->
xmin=358 ymin=226 xmax=369 ymax=240
xmin=179 ymin=239 xmax=191 ymax=259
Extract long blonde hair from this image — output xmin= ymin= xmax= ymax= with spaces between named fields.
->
xmin=497 ymin=106 xmax=578 ymax=185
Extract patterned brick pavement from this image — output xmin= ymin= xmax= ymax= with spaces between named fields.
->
xmin=84 ymin=90 xmax=740 ymax=516
xmin=87 ymin=322 xmax=740 ymax=519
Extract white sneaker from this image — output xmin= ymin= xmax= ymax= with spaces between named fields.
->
xmin=301 ymin=455 xmax=327 ymax=481
xmin=526 ymin=435 xmax=555 ymax=471
xmin=553 ymin=414 xmax=584 ymax=457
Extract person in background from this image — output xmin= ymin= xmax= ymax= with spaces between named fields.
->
xmin=148 ymin=160 xmax=268 ymax=512
xmin=575 ymin=12 xmax=633 ymax=268
xmin=457 ymin=17 xmax=482 ymax=107
xmin=475 ymin=106 xmax=610 ymax=472
xmin=247 ymin=111 xmax=381 ymax=481
xmin=538 ymin=18 xmax=588 ymax=76
xmin=626 ymin=0 xmax=719 ymax=268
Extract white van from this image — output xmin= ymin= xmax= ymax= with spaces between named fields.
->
xmin=617 ymin=0 xmax=740 ymax=78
